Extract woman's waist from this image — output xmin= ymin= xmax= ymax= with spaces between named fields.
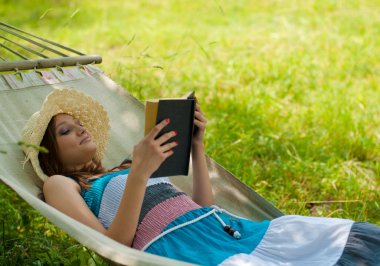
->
xmin=133 ymin=194 xmax=201 ymax=250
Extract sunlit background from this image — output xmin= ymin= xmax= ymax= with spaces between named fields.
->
xmin=1 ymin=0 xmax=379 ymax=264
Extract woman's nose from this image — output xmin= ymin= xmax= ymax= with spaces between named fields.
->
xmin=75 ymin=125 xmax=86 ymax=135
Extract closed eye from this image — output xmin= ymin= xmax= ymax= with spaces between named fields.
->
xmin=59 ymin=128 xmax=70 ymax=136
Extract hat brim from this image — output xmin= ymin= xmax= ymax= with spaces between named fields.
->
xmin=21 ymin=88 xmax=110 ymax=182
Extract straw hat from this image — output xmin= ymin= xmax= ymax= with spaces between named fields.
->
xmin=21 ymin=88 xmax=110 ymax=182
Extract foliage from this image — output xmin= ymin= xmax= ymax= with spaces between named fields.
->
xmin=0 ymin=182 xmax=108 ymax=265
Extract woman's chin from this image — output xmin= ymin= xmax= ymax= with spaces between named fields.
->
xmin=84 ymin=143 xmax=97 ymax=155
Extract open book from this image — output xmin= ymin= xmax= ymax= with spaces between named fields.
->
xmin=144 ymin=91 xmax=196 ymax=178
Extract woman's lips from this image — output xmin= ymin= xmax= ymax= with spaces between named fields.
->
xmin=80 ymin=135 xmax=91 ymax=144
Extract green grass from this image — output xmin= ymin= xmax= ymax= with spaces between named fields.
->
xmin=0 ymin=182 xmax=107 ymax=265
xmin=1 ymin=0 xmax=380 ymax=264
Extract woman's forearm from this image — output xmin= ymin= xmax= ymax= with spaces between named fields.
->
xmin=105 ymin=168 xmax=148 ymax=246
xmin=105 ymin=118 xmax=177 ymax=246
xmin=191 ymin=142 xmax=214 ymax=206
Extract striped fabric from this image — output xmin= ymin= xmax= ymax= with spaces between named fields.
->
xmin=220 ymin=215 xmax=354 ymax=266
xmin=133 ymin=194 xmax=200 ymax=250
xmin=335 ymin=222 xmax=380 ymax=266
xmin=138 ymin=183 xmax=186 ymax=223
xmin=81 ymin=168 xmax=131 ymax=216
xmin=81 ymin=170 xmax=200 ymax=250
xmin=96 ymin=173 xmax=172 ymax=228
xmin=145 ymin=210 xmax=364 ymax=266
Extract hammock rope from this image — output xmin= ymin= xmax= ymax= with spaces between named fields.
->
xmin=0 ymin=22 xmax=101 ymax=72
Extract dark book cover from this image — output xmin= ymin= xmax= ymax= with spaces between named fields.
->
xmin=145 ymin=95 xmax=195 ymax=178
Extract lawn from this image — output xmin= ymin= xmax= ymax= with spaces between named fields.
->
xmin=1 ymin=0 xmax=379 ymax=264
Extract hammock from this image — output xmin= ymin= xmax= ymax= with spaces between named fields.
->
xmin=0 ymin=22 xmax=283 ymax=266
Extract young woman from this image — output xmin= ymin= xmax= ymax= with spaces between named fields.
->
xmin=21 ymin=88 xmax=379 ymax=266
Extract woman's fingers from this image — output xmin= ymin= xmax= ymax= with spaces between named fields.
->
xmin=146 ymin=117 xmax=178 ymax=150
xmin=193 ymin=101 xmax=207 ymax=141
xmin=195 ymin=110 xmax=207 ymax=122
xmin=195 ymin=103 xmax=206 ymax=121
xmin=162 ymin=149 xmax=174 ymax=159
xmin=195 ymin=102 xmax=201 ymax=112
xmin=194 ymin=119 xmax=202 ymax=127
xmin=147 ymin=118 xmax=170 ymax=139
xmin=194 ymin=118 xmax=206 ymax=131
xmin=160 ymin=141 xmax=178 ymax=153
xmin=156 ymin=130 xmax=177 ymax=145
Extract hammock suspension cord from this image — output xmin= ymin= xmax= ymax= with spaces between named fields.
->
xmin=0 ymin=22 xmax=101 ymax=72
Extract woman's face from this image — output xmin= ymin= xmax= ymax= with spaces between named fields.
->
xmin=53 ymin=114 xmax=97 ymax=171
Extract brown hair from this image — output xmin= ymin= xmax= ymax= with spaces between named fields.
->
xmin=38 ymin=116 xmax=131 ymax=190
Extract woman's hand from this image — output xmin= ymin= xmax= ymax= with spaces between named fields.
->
xmin=130 ymin=118 xmax=178 ymax=178
xmin=109 ymin=119 xmax=177 ymax=246
xmin=193 ymin=99 xmax=207 ymax=146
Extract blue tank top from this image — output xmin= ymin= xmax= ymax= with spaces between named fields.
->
xmin=77 ymin=169 xmax=200 ymax=249
xmin=80 ymin=168 xmax=131 ymax=216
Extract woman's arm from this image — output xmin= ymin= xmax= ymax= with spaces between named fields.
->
xmin=44 ymin=118 xmax=177 ymax=246
xmin=43 ymin=175 xmax=108 ymax=234
xmin=191 ymin=100 xmax=214 ymax=206
xmin=44 ymin=173 xmax=148 ymax=246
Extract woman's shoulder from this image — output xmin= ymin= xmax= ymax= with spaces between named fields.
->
xmin=43 ymin=174 xmax=81 ymax=194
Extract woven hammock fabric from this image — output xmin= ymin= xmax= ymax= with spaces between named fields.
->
xmin=0 ymin=65 xmax=282 ymax=265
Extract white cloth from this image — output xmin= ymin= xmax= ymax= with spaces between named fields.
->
xmin=220 ymin=215 xmax=354 ymax=266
